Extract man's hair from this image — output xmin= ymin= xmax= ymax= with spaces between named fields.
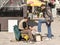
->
xmin=41 ymin=4 xmax=46 ymax=7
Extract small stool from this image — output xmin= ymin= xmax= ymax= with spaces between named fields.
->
xmin=35 ymin=34 xmax=42 ymax=42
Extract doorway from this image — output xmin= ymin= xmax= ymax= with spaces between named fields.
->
xmin=8 ymin=20 xmax=18 ymax=32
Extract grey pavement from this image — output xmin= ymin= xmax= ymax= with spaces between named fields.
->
xmin=0 ymin=17 xmax=60 ymax=45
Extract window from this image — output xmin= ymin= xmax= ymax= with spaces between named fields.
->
xmin=0 ymin=7 xmax=23 ymax=17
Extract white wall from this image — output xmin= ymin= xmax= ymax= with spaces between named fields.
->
xmin=8 ymin=20 xmax=18 ymax=32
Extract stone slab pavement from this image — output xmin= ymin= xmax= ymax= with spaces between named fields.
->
xmin=0 ymin=17 xmax=60 ymax=45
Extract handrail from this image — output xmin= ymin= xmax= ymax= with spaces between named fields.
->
xmin=0 ymin=0 xmax=9 ymax=9
xmin=4 ymin=4 xmax=27 ymax=7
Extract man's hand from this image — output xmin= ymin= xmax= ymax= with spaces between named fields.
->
xmin=25 ymin=27 xmax=28 ymax=30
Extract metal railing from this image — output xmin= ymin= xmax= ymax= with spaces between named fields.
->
xmin=0 ymin=0 xmax=9 ymax=9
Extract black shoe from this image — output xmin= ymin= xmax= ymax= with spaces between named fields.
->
xmin=47 ymin=34 xmax=54 ymax=37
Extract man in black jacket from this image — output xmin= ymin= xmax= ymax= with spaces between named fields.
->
xmin=38 ymin=4 xmax=53 ymax=40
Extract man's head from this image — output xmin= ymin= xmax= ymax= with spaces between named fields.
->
xmin=24 ymin=17 xmax=28 ymax=22
xmin=41 ymin=4 xmax=46 ymax=10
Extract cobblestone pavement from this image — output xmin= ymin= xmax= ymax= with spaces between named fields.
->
xmin=0 ymin=18 xmax=60 ymax=45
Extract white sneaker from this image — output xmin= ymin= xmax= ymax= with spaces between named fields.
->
xmin=35 ymin=32 xmax=41 ymax=34
xmin=29 ymin=41 xmax=34 ymax=44
xmin=45 ymin=38 xmax=52 ymax=40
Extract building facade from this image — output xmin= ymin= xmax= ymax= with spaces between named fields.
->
xmin=0 ymin=0 xmax=27 ymax=32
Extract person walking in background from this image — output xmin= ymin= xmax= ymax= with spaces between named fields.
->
xmin=38 ymin=4 xmax=53 ymax=40
xmin=48 ymin=0 xmax=56 ymax=11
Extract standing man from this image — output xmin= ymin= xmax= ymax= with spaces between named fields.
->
xmin=38 ymin=4 xmax=53 ymax=40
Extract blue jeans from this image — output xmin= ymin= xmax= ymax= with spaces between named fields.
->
xmin=38 ymin=19 xmax=52 ymax=38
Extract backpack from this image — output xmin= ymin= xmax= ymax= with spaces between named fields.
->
xmin=14 ymin=25 xmax=22 ymax=41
